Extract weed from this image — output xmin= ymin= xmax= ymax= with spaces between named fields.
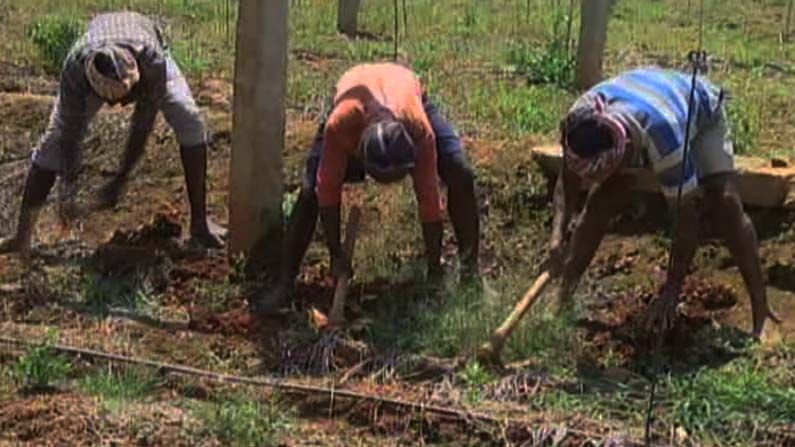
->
xmin=458 ymin=360 xmax=496 ymax=404
xmin=196 ymin=279 xmax=242 ymax=313
xmin=79 ymin=366 xmax=160 ymax=410
xmin=12 ymin=331 xmax=72 ymax=391
xmin=506 ymin=39 xmax=574 ymax=88
xmin=27 ymin=14 xmax=83 ymax=74
xmin=195 ymin=392 xmax=294 ymax=447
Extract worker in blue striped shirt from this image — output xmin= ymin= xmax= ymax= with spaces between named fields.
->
xmin=549 ymin=67 xmax=779 ymax=337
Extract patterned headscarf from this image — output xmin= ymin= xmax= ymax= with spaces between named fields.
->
xmin=84 ymin=45 xmax=140 ymax=102
xmin=563 ymin=95 xmax=627 ymax=184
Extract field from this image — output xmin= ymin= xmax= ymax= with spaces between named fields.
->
xmin=1 ymin=0 xmax=795 ymax=445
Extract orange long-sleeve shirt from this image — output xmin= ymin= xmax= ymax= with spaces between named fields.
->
xmin=316 ymin=63 xmax=442 ymax=223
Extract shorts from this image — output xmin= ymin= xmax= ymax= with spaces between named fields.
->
xmin=691 ymin=104 xmax=734 ymax=180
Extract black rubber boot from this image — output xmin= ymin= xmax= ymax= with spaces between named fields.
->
xmin=179 ymin=145 xmax=224 ymax=249
xmin=0 ymin=165 xmax=57 ymax=256
xmin=253 ymin=187 xmax=319 ymax=316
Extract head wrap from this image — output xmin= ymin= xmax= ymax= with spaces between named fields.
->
xmin=84 ymin=45 xmax=140 ymax=102
xmin=361 ymin=121 xmax=416 ymax=184
xmin=563 ymin=95 xmax=627 ymax=184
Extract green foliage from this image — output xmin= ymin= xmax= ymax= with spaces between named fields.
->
xmin=458 ymin=360 xmax=496 ymax=404
xmin=195 ymin=279 xmax=242 ymax=313
xmin=13 ymin=331 xmax=72 ymax=391
xmin=195 ymin=392 xmax=294 ymax=447
xmin=27 ymin=15 xmax=83 ymax=74
xmin=666 ymin=355 xmax=795 ymax=444
xmin=726 ymin=96 xmax=761 ymax=155
xmin=506 ymin=39 xmax=574 ymax=88
xmin=170 ymin=40 xmax=211 ymax=76
xmin=79 ymin=366 xmax=160 ymax=409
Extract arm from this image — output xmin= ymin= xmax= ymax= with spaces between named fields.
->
xmin=98 ymin=49 xmax=166 ymax=208
xmin=549 ymin=161 xmax=582 ymax=268
xmin=56 ymin=60 xmax=96 ymax=178
xmin=117 ymin=49 xmax=166 ymax=182
xmin=316 ymin=113 xmax=357 ymax=275
xmin=646 ymin=150 xmax=700 ymax=332
xmin=410 ymin=131 xmax=444 ymax=275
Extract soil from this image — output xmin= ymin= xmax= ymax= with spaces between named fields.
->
xmin=1 ymin=66 xmax=794 ymax=445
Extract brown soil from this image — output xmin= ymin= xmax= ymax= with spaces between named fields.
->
xmin=1 ymin=66 xmax=794 ymax=446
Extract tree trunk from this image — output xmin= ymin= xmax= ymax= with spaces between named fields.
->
xmin=575 ymin=0 xmax=610 ymax=90
xmin=229 ymin=0 xmax=288 ymax=273
xmin=337 ymin=0 xmax=361 ymax=37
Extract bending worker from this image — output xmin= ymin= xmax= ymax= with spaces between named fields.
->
xmin=256 ymin=62 xmax=480 ymax=313
xmin=0 ymin=11 xmax=224 ymax=256
xmin=550 ymin=67 xmax=779 ymax=337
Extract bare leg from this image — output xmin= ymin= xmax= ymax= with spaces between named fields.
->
xmin=703 ymin=173 xmax=780 ymax=337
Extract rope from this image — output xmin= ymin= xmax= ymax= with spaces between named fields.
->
xmin=644 ymin=1 xmax=707 ymax=445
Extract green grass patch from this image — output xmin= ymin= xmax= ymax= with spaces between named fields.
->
xmin=365 ymin=270 xmax=581 ymax=370
xmin=194 ymin=392 xmax=294 ymax=447
xmin=12 ymin=331 xmax=72 ymax=391
xmin=664 ymin=346 xmax=795 ymax=445
xmin=26 ymin=14 xmax=83 ymax=74
xmin=79 ymin=366 xmax=160 ymax=410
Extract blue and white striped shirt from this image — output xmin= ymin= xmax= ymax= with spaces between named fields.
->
xmin=572 ymin=67 xmax=723 ymax=198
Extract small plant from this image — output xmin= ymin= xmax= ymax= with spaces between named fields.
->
xmin=195 ymin=279 xmax=242 ymax=312
xmin=27 ymin=15 xmax=83 ymax=74
xmin=506 ymin=39 xmax=574 ymax=88
xmin=79 ymin=366 xmax=160 ymax=410
xmin=196 ymin=392 xmax=294 ymax=447
xmin=458 ymin=360 xmax=495 ymax=404
xmin=13 ymin=331 xmax=72 ymax=391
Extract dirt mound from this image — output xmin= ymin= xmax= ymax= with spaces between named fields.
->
xmin=0 ymin=393 xmax=110 ymax=446
xmin=580 ymin=275 xmax=741 ymax=368
xmin=106 ymin=213 xmax=182 ymax=248
xmin=188 ymin=304 xmax=254 ymax=335
xmin=89 ymin=213 xmax=183 ymax=292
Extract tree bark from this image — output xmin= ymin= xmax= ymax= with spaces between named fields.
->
xmin=575 ymin=0 xmax=610 ymax=90
xmin=229 ymin=0 xmax=288 ymax=272
xmin=338 ymin=0 xmax=361 ymax=37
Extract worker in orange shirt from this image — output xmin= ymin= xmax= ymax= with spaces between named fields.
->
xmin=256 ymin=63 xmax=480 ymax=314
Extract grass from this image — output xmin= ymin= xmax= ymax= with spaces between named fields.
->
xmin=193 ymin=391 xmax=294 ymax=447
xmin=1 ymin=0 xmax=795 ymax=445
xmin=12 ymin=331 xmax=72 ymax=391
xmin=26 ymin=14 xmax=83 ymax=73
xmin=79 ymin=366 xmax=160 ymax=410
xmin=1 ymin=0 xmax=791 ymax=151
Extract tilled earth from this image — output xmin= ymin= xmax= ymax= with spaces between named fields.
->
xmin=1 ymin=68 xmax=795 ymax=446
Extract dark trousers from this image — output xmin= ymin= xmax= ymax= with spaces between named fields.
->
xmin=281 ymin=98 xmax=480 ymax=283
